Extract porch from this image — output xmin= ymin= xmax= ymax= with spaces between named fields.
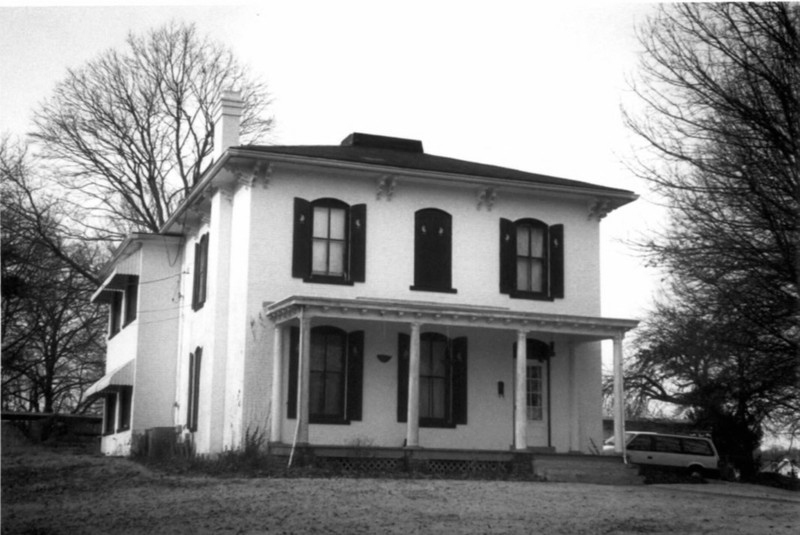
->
xmin=265 ymin=296 xmax=638 ymax=456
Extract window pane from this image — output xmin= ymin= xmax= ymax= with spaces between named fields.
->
xmin=329 ymin=208 xmax=346 ymax=240
xmin=326 ymin=337 xmax=344 ymax=371
xmin=516 ymin=226 xmax=530 ymax=256
xmin=420 ymin=377 xmax=431 ymax=418
xmin=527 ymin=365 xmax=543 ymax=421
xmin=325 ymin=373 xmax=342 ymax=415
xmin=530 ymin=226 xmax=545 ymax=257
xmin=628 ymin=435 xmax=652 ymax=451
xmin=328 ymin=241 xmax=345 ymax=275
xmin=655 ymin=436 xmax=682 ymax=453
xmin=430 ymin=378 xmax=446 ymax=418
xmin=312 ymin=240 xmax=328 ymax=273
xmin=310 ymin=373 xmax=324 ymax=414
xmin=310 ymin=343 xmax=325 ymax=371
xmin=313 ymin=207 xmax=329 ymax=238
xmin=529 ymin=260 xmax=544 ymax=292
xmin=682 ymin=439 xmax=713 ymax=456
xmin=431 ymin=348 xmax=447 ymax=377
xmin=517 ymin=258 xmax=530 ymax=291
xmin=420 ymin=351 xmax=431 ymax=375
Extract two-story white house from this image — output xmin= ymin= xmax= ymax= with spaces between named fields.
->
xmin=86 ymin=92 xmax=637 ymax=464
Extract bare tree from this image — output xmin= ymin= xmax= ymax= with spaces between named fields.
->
xmin=2 ymin=137 xmax=106 ymax=413
xmin=624 ymin=3 xmax=799 ymax=476
xmin=32 ymin=21 xmax=274 ymax=239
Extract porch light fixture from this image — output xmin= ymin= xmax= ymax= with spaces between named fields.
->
xmin=377 ymin=353 xmax=392 ymax=363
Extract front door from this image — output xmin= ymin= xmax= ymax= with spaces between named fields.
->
xmin=525 ymin=360 xmax=549 ymax=447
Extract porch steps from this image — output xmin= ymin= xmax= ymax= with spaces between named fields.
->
xmin=532 ymin=453 xmax=644 ymax=485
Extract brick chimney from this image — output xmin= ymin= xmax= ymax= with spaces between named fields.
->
xmin=212 ymin=90 xmax=244 ymax=160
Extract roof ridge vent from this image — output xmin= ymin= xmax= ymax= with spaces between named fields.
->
xmin=341 ymin=133 xmax=424 ymax=153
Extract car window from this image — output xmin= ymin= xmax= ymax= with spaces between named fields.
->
xmin=627 ymin=435 xmax=652 ymax=451
xmin=682 ymin=438 xmax=713 ymax=456
xmin=654 ymin=436 xmax=682 ymax=453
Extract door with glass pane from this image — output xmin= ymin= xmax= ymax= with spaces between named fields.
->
xmin=525 ymin=361 xmax=549 ymax=447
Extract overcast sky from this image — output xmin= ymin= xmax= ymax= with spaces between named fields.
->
xmin=0 ymin=1 xmax=666 ymax=323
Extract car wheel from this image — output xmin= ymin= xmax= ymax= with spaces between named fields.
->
xmin=688 ymin=465 xmax=704 ymax=479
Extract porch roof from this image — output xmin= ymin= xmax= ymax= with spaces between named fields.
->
xmin=264 ymin=296 xmax=638 ymax=340
xmin=82 ymin=359 xmax=135 ymax=401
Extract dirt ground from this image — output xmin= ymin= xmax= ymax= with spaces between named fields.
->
xmin=2 ymin=446 xmax=798 ymax=535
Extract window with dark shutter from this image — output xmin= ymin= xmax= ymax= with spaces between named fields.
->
xmin=291 ymin=198 xmax=367 ymax=285
xmin=187 ymin=347 xmax=202 ymax=432
xmin=499 ymin=218 xmax=565 ymax=300
xmin=411 ymin=209 xmax=456 ymax=293
xmin=287 ymin=326 xmax=363 ymax=424
xmin=117 ymin=386 xmax=133 ymax=431
xmin=104 ymin=393 xmax=117 ymax=435
xmin=192 ymin=234 xmax=209 ymax=311
xmin=109 ymin=291 xmax=123 ymax=337
xmin=396 ymin=332 xmax=468 ymax=428
xmin=123 ymin=276 xmax=139 ymax=327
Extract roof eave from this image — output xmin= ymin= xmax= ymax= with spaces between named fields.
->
xmin=161 ymin=146 xmax=638 ymax=234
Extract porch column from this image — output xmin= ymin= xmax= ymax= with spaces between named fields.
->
xmin=515 ymin=330 xmax=528 ymax=450
xmin=612 ymin=334 xmax=626 ymax=454
xmin=269 ymin=324 xmax=283 ymax=443
xmin=297 ymin=314 xmax=312 ymax=445
xmin=568 ymin=341 xmax=580 ymax=452
xmin=405 ymin=322 xmax=421 ymax=448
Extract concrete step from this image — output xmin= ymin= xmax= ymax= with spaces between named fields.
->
xmin=532 ymin=454 xmax=644 ymax=485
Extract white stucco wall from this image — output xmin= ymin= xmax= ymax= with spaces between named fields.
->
xmin=99 ymin=237 xmax=182 ymax=455
xmin=131 ymin=238 xmax=182 ymax=433
xmin=168 ymin=159 xmax=614 ymax=455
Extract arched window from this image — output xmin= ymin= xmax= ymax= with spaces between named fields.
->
xmin=499 ymin=218 xmax=564 ymax=300
xmin=287 ymin=326 xmax=364 ymax=424
xmin=397 ymin=333 xmax=468 ymax=428
xmin=411 ymin=208 xmax=456 ymax=293
xmin=292 ymin=198 xmax=366 ymax=284
xmin=516 ymin=219 xmax=548 ymax=294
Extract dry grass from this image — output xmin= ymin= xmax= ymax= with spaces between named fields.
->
xmin=2 ymin=444 xmax=799 ymax=534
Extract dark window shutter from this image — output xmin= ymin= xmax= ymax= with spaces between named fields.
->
xmin=192 ymin=242 xmax=201 ymax=309
xmin=124 ymin=276 xmax=139 ymax=325
xmin=349 ymin=204 xmax=367 ymax=282
xmin=118 ymin=386 xmax=133 ymax=431
xmin=499 ymin=218 xmax=516 ymax=294
xmin=192 ymin=234 xmax=208 ymax=310
xmin=346 ymin=331 xmax=364 ymax=421
xmin=451 ymin=337 xmax=468 ymax=425
xmin=397 ymin=333 xmax=409 ymax=422
xmin=104 ymin=394 xmax=117 ymax=434
xmin=186 ymin=351 xmax=195 ymax=429
xmin=287 ymin=327 xmax=299 ymax=419
xmin=292 ymin=198 xmax=312 ymax=279
xmin=414 ymin=209 xmax=453 ymax=291
xmin=549 ymin=224 xmax=564 ymax=298
xmin=188 ymin=347 xmax=202 ymax=432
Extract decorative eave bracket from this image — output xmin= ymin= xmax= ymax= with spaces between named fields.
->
xmin=376 ymin=175 xmax=397 ymax=201
xmin=588 ymin=198 xmax=613 ymax=221
xmin=224 ymin=160 xmax=273 ymax=190
xmin=476 ymin=187 xmax=497 ymax=211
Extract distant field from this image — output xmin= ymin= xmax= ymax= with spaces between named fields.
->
xmin=2 ymin=446 xmax=798 ymax=534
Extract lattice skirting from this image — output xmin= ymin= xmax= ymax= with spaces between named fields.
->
xmin=316 ymin=456 xmax=517 ymax=475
